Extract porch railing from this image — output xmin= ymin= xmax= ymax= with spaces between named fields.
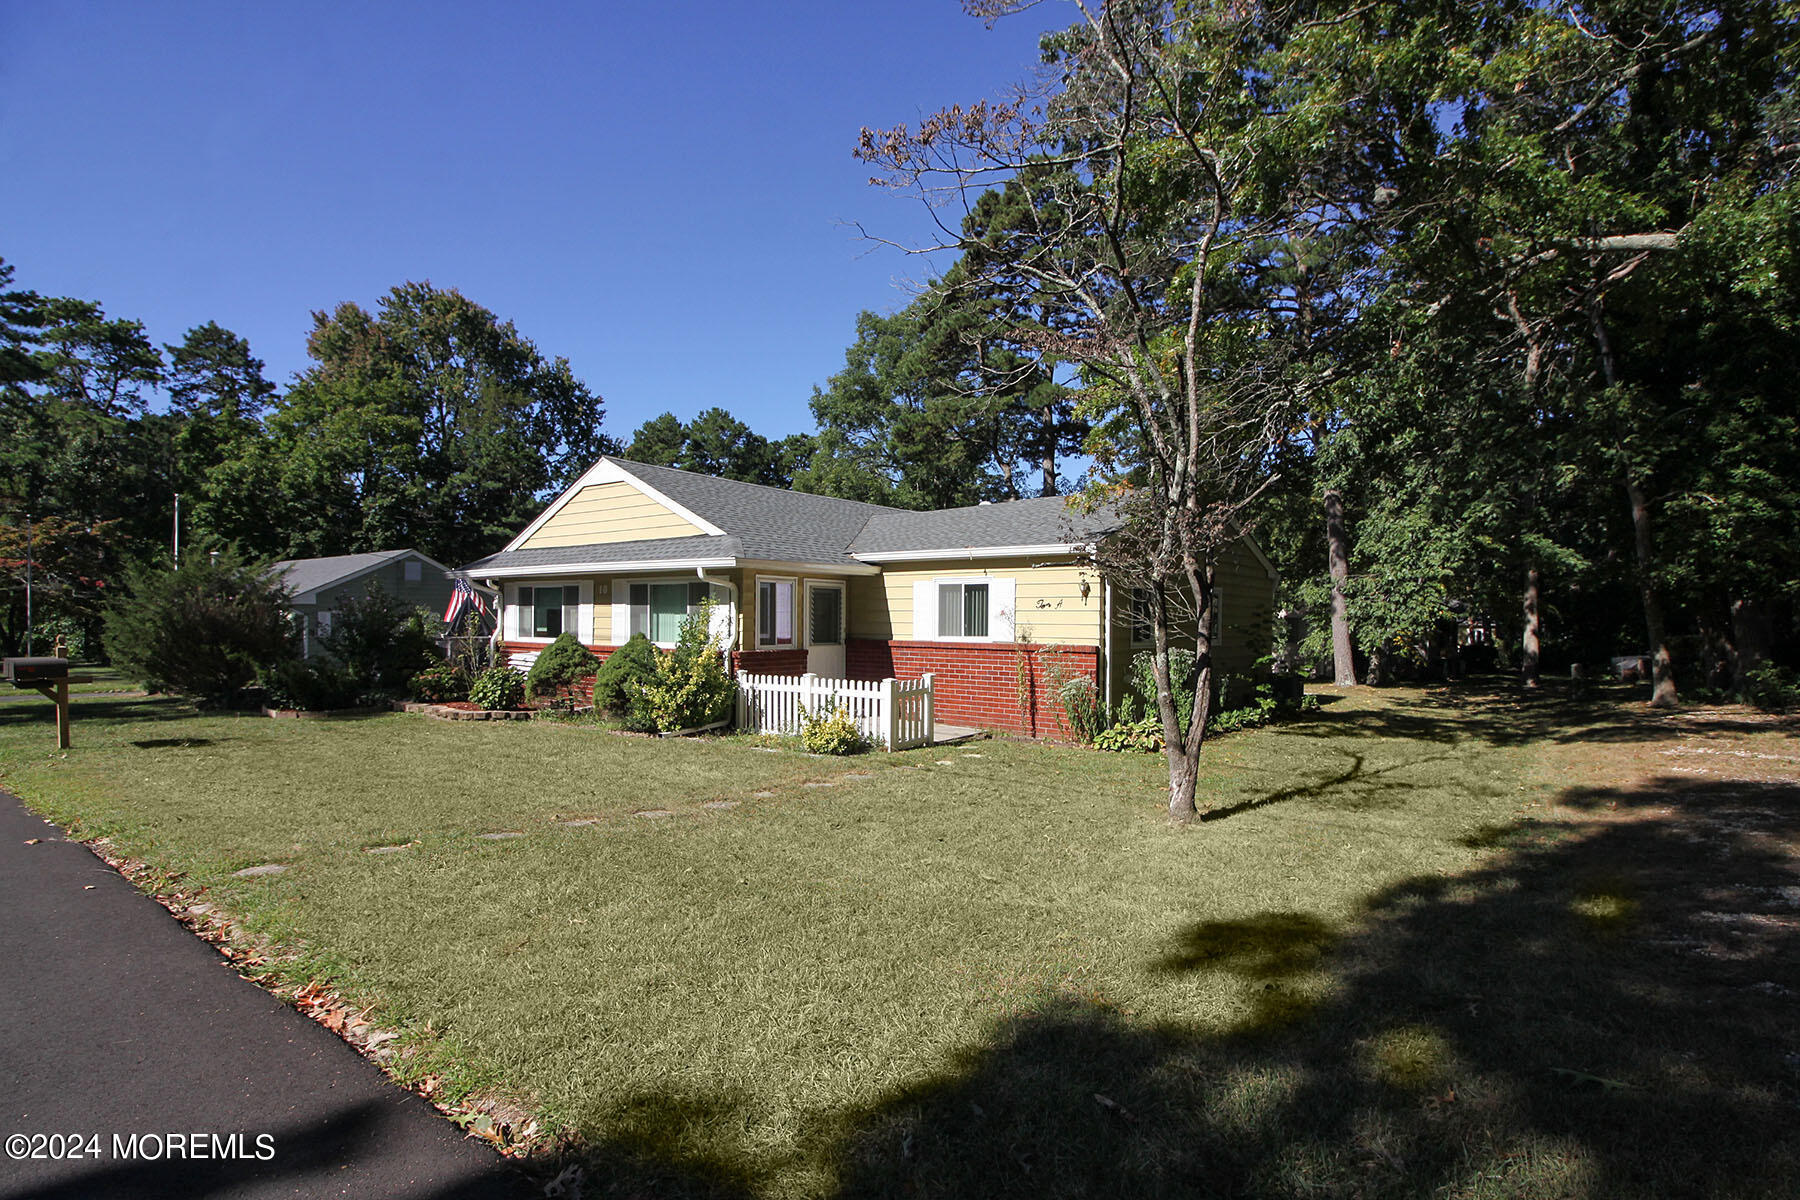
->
xmin=736 ymin=672 xmax=935 ymax=750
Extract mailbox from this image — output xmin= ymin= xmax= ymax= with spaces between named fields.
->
xmin=3 ymin=657 xmax=70 ymax=687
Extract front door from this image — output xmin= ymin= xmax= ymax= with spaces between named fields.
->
xmin=805 ymin=582 xmax=845 ymax=678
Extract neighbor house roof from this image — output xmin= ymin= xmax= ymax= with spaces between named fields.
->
xmin=458 ymin=457 xmax=1116 ymax=576
xmin=271 ymin=549 xmax=449 ymax=599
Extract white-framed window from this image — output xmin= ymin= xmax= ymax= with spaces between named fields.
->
xmin=315 ymin=610 xmax=334 ymax=640
xmin=403 ymin=558 xmax=422 ymax=582
xmin=911 ymin=576 xmax=1015 ymax=642
xmin=626 ymin=580 xmax=729 ymax=647
xmin=938 ymin=581 xmax=989 ymax=639
xmin=756 ymin=576 xmax=797 ymax=648
xmin=510 ymin=581 xmax=591 ymax=643
xmin=805 ymin=580 xmax=844 ymax=647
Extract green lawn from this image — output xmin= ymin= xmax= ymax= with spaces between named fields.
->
xmin=1 ymin=684 xmax=1795 ymax=1198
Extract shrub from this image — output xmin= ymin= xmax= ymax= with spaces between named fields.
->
xmin=1057 ymin=675 xmax=1106 ymax=742
xmin=104 ymin=551 xmax=296 ymax=704
xmin=320 ymin=583 xmax=440 ymax=696
xmin=1130 ymin=649 xmax=1198 ymax=738
xmin=592 ymin=635 xmax=661 ymax=729
xmin=409 ymin=662 xmax=469 ymax=703
xmin=260 ymin=658 xmax=357 ymax=711
xmin=800 ymin=703 xmax=866 ymax=754
xmin=1744 ymin=663 xmax=1800 ymax=711
xmin=634 ymin=603 xmax=736 ymax=733
xmin=469 ymin=665 xmax=525 ymax=711
xmin=1094 ymin=716 xmax=1163 ymax=753
xmin=526 ymin=632 xmax=599 ymax=701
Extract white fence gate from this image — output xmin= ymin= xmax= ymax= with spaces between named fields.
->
xmin=736 ymin=673 xmax=935 ymax=750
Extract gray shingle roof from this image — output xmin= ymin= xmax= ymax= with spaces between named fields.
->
xmin=849 ymin=496 xmax=1116 ymax=556
xmin=271 ymin=551 xmax=413 ymax=595
xmin=605 ymin=458 xmax=898 ymax=565
xmin=456 ymin=458 xmax=1119 ymax=575
xmin=459 ymin=534 xmax=738 ymax=575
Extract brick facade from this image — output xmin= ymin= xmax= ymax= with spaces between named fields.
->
xmin=731 ymin=647 xmax=810 ymax=676
xmin=497 ymin=636 xmax=1097 ymax=738
xmin=848 ymin=638 xmax=1099 ymax=739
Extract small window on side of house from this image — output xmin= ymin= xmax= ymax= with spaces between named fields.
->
xmin=937 ymin=582 xmax=989 ymax=639
xmin=404 ymin=558 xmax=422 ymax=582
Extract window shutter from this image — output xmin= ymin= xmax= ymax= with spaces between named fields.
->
xmin=990 ymin=578 xmax=1017 ymax=642
xmin=912 ymin=580 xmax=936 ymax=640
xmin=611 ymin=580 xmax=630 ymax=647
xmin=708 ymin=583 xmax=735 ymax=649
xmin=575 ymin=582 xmax=593 ymax=645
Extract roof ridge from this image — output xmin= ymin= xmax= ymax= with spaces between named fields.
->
xmin=605 ymin=455 xmax=906 ymax=514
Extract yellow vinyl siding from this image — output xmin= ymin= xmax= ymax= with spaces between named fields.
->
xmin=518 ymin=481 xmax=703 ymax=550
xmin=852 ymin=558 xmax=1102 ymax=646
xmin=1105 ymin=536 xmax=1276 ymax=700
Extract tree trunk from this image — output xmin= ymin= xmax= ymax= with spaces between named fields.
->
xmin=1041 ymin=407 xmax=1057 ymax=497
xmin=1624 ymin=472 xmax=1679 ymax=708
xmin=1732 ymin=597 xmax=1772 ymax=694
xmin=1324 ymin=489 xmax=1357 ymax=685
xmin=1521 ymin=567 xmax=1542 ymax=688
xmin=1590 ymin=302 xmax=1676 ymax=709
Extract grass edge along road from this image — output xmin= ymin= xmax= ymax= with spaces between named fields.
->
xmin=1 ymin=683 xmax=1796 ymax=1198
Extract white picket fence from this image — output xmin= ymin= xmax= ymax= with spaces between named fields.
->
xmin=737 ymin=672 xmax=936 ymax=750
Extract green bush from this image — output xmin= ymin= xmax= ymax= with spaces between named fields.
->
xmin=409 ymin=662 xmax=469 ymax=703
xmin=1744 ymin=663 xmax=1800 ymax=711
xmin=319 ymin=583 xmax=440 ymax=696
xmin=1130 ymin=649 xmax=1199 ymax=738
xmin=592 ymin=634 xmax=658 ymax=713
xmin=260 ymin=658 xmax=357 ymax=711
xmin=104 ymin=551 xmax=296 ymax=704
xmin=800 ymin=703 xmax=867 ymax=754
xmin=526 ymin=632 xmax=599 ymax=701
xmin=1094 ymin=716 xmax=1164 ymax=753
xmin=469 ymin=665 xmax=525 ymax=711
xmin=1055 ymin=676 xmax=1106 ymax=743
xmin=634 ymin=603 xmax=736 ymax=733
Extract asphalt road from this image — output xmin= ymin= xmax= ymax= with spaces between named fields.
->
xmin=0 ymin=790 xmax=533 ymax=1200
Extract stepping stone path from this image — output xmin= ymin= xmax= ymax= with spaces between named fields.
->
xmin=935 ymin=760 xmax=954 ymax=766
xmin=961 ymin=753 xmax=984 ymax=758
xmin=633 ymin=809 xmax=675 ymax=819
xmin=233 ymin=864 xmax=287 ymax=878
xmin=560 ymin=818 xmax=600 ymax=827
xmin=477 ymin=832 xmax=523 ymax=840
xmin=702 ymin=800 xmax=738 ymax=811
xmin=843 ymin=772 xmax=874 ymax=780
xmin=803 ymin=781 xmax=837 ymax=789
xmin=366 ymin=843 xmax=416 ymax=855
xmin=752 ymin=791 xmax=775 ymax=799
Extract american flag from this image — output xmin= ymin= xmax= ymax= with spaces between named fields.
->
xmin=444 ymin=577 xmax=490 ymax=627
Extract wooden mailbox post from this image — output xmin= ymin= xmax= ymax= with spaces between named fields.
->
xmin=4 ymin=657 xmax=71 ymax=749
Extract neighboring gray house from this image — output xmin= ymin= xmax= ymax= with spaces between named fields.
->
xmin=271 ymin=550 xmax=456 ymax=657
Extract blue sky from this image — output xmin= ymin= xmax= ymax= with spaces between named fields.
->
xmin=1 ymin=1 xmax=1069 ymax=440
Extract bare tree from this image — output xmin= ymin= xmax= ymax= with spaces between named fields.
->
xmin=855 ymin=1 xmax=1359 ymax=819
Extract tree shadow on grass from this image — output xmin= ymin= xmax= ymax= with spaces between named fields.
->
xmin=0 ymin=695 xmax=200 ymax=730
xmin=1283 ymin=679 xmax=1797 ymax=752
xmin=561 ymin=769 xmax=1800 ymax=1199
